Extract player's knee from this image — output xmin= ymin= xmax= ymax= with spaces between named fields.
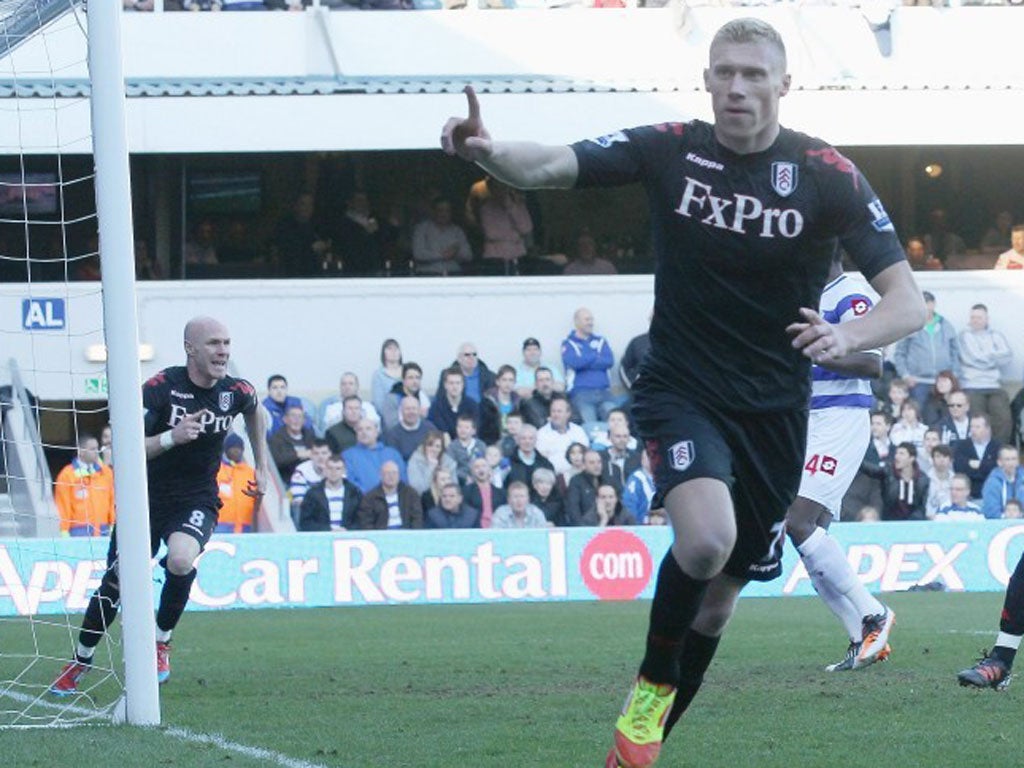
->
xmin=164 ymin=553 xmax=196 ymax=576
xmin=675 ymin=533 xmax=734 ymax=579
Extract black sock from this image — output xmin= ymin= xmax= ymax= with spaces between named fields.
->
xmin=663 ymin=630 xmax=721 ymax=740
xmin=638 ymin=553 xmax=709 ymax=686
xmin=995 ymin=553 xmax=1024 ymax=670
xmin=156 ymin=568 xmax=197 ymax=634
xmin=78 ymin=569 xmax=121 ymax=657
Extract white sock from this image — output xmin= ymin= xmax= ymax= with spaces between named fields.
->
xmin=798 ymin=527 xmax=884 ymax=641
xmin=995 ymin=632 xmax=1022 ymax=651
xmin=155 ymin=627 xmax=172 ymax=643
xmin=75 ymin=642 xmax=95 ymax=662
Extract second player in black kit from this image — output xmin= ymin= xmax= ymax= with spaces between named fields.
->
xmin=571 ymin=120 xmax=905 ymax=580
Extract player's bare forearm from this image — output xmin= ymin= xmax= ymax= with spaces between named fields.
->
xmin=477 ymin=142 xmax=579 ymax=190
xmin=818 ymin=351 xmax=882 ymax=379
xmin=845 ymin=262 xmax=927 ymax=351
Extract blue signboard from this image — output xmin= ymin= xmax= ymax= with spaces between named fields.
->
xmin=21 ymin=297 xmax=66 ymax=330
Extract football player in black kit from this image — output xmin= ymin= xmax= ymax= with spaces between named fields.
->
xmin=51 ymin=316 xmax=269 ymax=695
xmin=442 ymin=18 xmax=926 ymax=768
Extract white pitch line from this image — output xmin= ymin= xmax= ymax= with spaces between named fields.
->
xmin=0 ymin=689 xmax=333 ymax=768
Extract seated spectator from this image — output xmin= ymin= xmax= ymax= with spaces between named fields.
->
xmin=1005 ymin=499 xmax=1024 ymax=519
xmin=922 ymin=207 xmax=966 ymax=266
xmin=268 ymin=403 xmax=315 ymax=481
xmin=357 ymin=461 xmax=423 ymax=530
xmin=427 ymin=367 xmax=480 ymax=439
xmin=565 ymin=449 xmax=604 ymax=526
xmin=980 ymin=211 xmax=1013 ymax=255
xmin=420 ymin=465 xmax=453 ymax=517
xmin=515 ymin=338 xmax=564 ymax=399
xmin=598 ymin=421 xmax=642 ymax=491
xmin=560 ymin=441 xmax=588 ymax=493
xmin=583 ymin=483 xmax=637 ymax=527
xmin=412 ymin=197 xmax=472 ymax=275
xmin=621 ymin=450 xmax=656 ymax=525
xmin=333 ymin=190 xmax=384 ymax=277
xmin=841 ymin=410 xmax=893 ymax=522
xmin=485 ymin=444 xmax=507 ymax=489
xmin=959 ymin=304 xmax=1014 ymax=443
xmin=425 ymin=483 xmax=480 ymax=529
xmin=536 ymin=396 xmax=590 ymax=477
xmin=184 ymin=218 xmax=219 ymax=267
xmin=925 ymin=443 xmax=954 ymax=519
xmin=271 ymin=191 xmax=331 ymax=278
xmin=981 ymin=445 xmax=1024 ymax=520
xmin=371 ymin=338 xmax=404 ymax=416
xmin=325 ymin=396 xmax=363 ymax=456
xmin=341 ymin=418 xmax=406 ymax=493
xmin=936 ymin=389 xmax=971 ymax=445
xmin=407 ymin=430 xmax=457 ymax=495
xmin=54 ymin=433 xmax=115 ymax=537
xmin=562 ymin=230 xmax=617 ymax=276
xmin=506 ymin=424 xmax=555 ymax=488
xmin=446 ymin=414 xmax=487 ymax=484
xmin=463 ymin=456 xmax=506 ymax=529
xmin=288 ymin=438 xmax=332 ymax=520
xmin=477 ymin=178 xmax=532 ymax=270
xmin=382 ymin=362 xmax=432 ymax=431
xmin=262 ymin=374 xmax=312 ymax=438
xmin=889 ymin=400 xmax=927 ymax=455
xmin=953 ymin=413 xmax=1001 ymax=499
xmin=880 ymin=377 xmax=910 ymax=422
xmin=904 ymin=236 xmax=943 ymax=272
xmin=993 ymin=223 xmax=1024 ymax=270
xmin=492 ymin=481 xmax=548 ymax=529
xmin=921 ymin=370 xmax=959 ymax=429
xmin=530 ymin=467 xmax=564 ymax=527
xmin=299 ymin=454 xmax=362 ymax=532
xmin=893 ymin=290 xmax=961 ymax=411
xmin=881 ymin=442 xmax=929 ymax=521
xmin=322 ymin=373 xmax=380 ymax=430
xmin=480 ymin=364 xmax=520 ymax=445
xmin=561 ymin=307 xmax=627 ymax=424
xmin=590 ymin=409 xmax=640 ymax=452
xmin=384 ymin=396 xmax=437 ymax=461
xmin=499 ymin=412 xmax=523 ymax=458
xmin=917 ymin=429 xmax=941 ymax=475
xmin=934 ymin=473 xmax=984 ymax=522
xmin=520 ymin=367 xmax=559 ymax=429
xmin=435 ymin=343 xmax=495 ymax=405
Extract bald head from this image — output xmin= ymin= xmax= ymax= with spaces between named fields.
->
xmin=184 ymin=316 xmax=231 ymax=386
xmin=573 ymin=307 xmax=594 ymax=336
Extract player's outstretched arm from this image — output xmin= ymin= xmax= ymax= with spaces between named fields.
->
xmin=440 ymin=86 xmax=578 ymax=191
xmin=242 ymin=407 xmax=270 ymax=499
xmin=788 ymin=261 xmax=925 ymax=363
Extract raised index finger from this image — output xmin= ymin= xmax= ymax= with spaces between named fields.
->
xmin=464 ymin=85 xmax=480 ymax=121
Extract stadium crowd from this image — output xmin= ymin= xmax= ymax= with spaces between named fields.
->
xmin=53 ymin=293 xmax=1024 ymax=535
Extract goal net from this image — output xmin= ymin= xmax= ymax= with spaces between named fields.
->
xmin=0 ymin=0 xmax=157 ymax=727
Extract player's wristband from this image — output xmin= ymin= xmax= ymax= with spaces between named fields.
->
xmin=159 ymin=431 xmax=175 ymax=451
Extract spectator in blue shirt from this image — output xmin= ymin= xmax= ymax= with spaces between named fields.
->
xmin=981 ymin=445 xmax=1024 ymax=519
xmin=342 ymin=418 xmax=406 ymax=493
xmin=262 ymin=374 xmax=311 ymax=438
xmin=561 ymin=307 xmax=627 ymax=424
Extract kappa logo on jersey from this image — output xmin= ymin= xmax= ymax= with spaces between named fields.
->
xmin=686 ymin=152 xmax=724 ymax=172
xmin=867 ymin=198 xmax=894 ymax=232
xmin=589 ymin=131 xmax=628 ymax=148
xmin=219 ymin=391 xmax=233 ymax=412
xmin=668 ymin=440 xmax=695 ymax=472
xmin=851 ymin=297 xmax=870 ymax=316
xmin=771 ymin=162 xmax=798 ymax=197
xmin=676 ymin=177 xmax=804 ymax=239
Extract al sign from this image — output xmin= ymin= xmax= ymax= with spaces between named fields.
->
xmin=22 ymin=298 xmax=66 ymax=330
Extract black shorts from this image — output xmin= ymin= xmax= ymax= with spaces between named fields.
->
xmin=632 ymin=381 xmax=807 ymax=582
xmin=106 ymin=497 xmax=220 ymax=569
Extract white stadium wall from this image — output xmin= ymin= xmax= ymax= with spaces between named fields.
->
xmin=2 ymin=271 xmax=1022 ymax=402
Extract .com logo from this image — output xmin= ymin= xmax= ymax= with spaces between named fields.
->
xmin=580 ymin=529 xmax=654 ymax=601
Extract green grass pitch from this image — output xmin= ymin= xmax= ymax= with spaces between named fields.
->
xmin=1 ymin=591 xmax=1018 ymax=767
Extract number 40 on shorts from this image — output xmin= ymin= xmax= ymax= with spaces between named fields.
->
xmin=804 ymin=453 xmax=838 ymax=476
